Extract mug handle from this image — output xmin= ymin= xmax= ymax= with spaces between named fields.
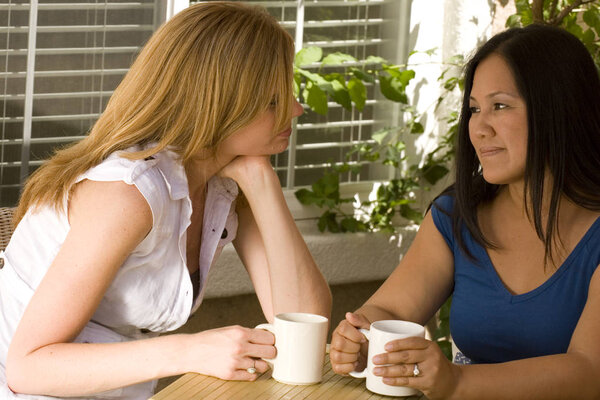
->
xmin=348 ymin=328 xmax=370 ymax=379
xmin=255 ymin=323 xmax=277 ymax=365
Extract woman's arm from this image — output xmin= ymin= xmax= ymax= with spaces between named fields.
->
xmin=331 ymin=211 xmax=454 ymax=374
xmin=225 ymin=156 xmax=332 ymax=322
xmin=329 ymin=211 xmax=455 ymax=375
xmin=5 ymin=180 xmax=276 ymax=396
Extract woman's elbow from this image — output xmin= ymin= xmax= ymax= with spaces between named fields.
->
xmin=5 ymin=356 xmax=32 ymax=395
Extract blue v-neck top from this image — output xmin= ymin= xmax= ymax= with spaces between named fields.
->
xmin=432 ymin=195 xmax=600 ymax=364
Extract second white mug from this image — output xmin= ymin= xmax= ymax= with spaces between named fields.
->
xmin=256 ymin=312 xmax=328 ymax=385
xmin=349 ymin=320 xmax=425 ymax=397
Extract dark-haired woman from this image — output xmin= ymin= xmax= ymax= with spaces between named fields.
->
xmin=330 ymin=24 xmax=600 ymax=400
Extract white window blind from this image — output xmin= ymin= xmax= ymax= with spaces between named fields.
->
xmin=0 ymin=0 xmax=411 ymax=205
xmin=0 ymin=1 xmax=160 ymax=206
xmin=193 ymin=0 xmax=411 ymax=189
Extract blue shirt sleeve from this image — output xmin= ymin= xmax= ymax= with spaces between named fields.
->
xmin=431 ymin=195 xmax=455 ymax=251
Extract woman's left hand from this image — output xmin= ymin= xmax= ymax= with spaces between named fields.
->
xmin=371 ymin=336 xmax=460 ymax=400
xmin=217 ymin=155 xmax=275 ymax=189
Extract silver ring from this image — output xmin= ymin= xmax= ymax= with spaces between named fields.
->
xmin=413 ymin=363 xmax=420 ymax=377
xmin=247 ymin=360 xmax=257 ymax=374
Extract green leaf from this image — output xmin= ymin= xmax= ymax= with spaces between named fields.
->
xmin=317 ymin=212 xmax=328 ymax=232
xmin=328 ymin=79 xmax=352 ymax=111
xmin=436 ymin=340 xmax=453 ymax=361
xmin=400 ymin=204 xmax=423 ymax=224
xmin=303 ymin=81 xmax=329 ymax=115
xmin=294 ymin=188 xmax=319 ymax=205
xmin=321 ymin=52 xmax=357 ymax=66
xmin=365 ymin=55 xmax=387 ymax=64
xmin=379 ymin=75 xmax=408 ymax=103
xmin=443 ymin=76 xmax=459 ymax=91
xmin=318 ymin=211 xmax=340 ymax=233
xmin=372 ymin=129 xmax=390 ymax=145
xmin=582 ymin=28 xmax=596 ymax=48
xmin=295 ymin=47 xmax=322 ymax=67
xmin=293 ymin=72 xmax=301 ymax=97
xmin=350 ymin=68 xmax=376 ymax=83
xmin=583 ymin=8 xmax=600 ymax=29
xmin=410 ymin=122 xmax=424 ymax=134
xmin=505 ymin=14 xmax=522 ymax=28
xmin=312 ymin=172 xmax=339 ymax=198
xmin=422 ymin=164 xmax=449 ymax=185
xmin=399 ymin=69 xmax=416 ymax=87
xmin=348 ymin=77 xmax=367 ymax=111
xmin=341 ymin=217 xmax=360 ymax=232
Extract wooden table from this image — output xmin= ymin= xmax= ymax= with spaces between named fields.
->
xmin=151 ymin=354 xmax=425 ymax=400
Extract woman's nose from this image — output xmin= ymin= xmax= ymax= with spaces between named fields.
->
xmin=292 ymin=98 xmax=304 ymax=118
xmin=469 ymin=114 xmax=494 ymax=138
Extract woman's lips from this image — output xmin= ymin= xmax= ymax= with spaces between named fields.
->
xmin=278 ymin=128 xmax=292 ymax=137
xmin=479 ymin=147 xmax=503 ymax=157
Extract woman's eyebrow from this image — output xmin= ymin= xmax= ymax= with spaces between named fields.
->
xmin=469 ymin=91 xmax=520 ymax=101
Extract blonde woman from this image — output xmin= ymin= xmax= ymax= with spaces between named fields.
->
xmin=0 ymin=2 xmax=331 ymax=399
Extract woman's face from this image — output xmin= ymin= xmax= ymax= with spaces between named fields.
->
xmin=219 ymin=98 xmax=304 ymax=158
xmin=468 ymin=53 xmax=528 ymax=186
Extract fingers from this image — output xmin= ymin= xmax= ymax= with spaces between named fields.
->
xmin=345 ymin=312 xmax=371 ymax=330
xmin=246 ymin=342 xmax=277 ymax=360
xmin=334 ymin=319 xmax=367 ymax=347
xmin=330 ymin=313 xmax=371 ymax=375
xmin=372 ymin=349 xmax=424 ymax=366
xmin=248 ymin=327 xmax=275 ymax=345
xmin=372 ymin=363 xmax=416 ymax=378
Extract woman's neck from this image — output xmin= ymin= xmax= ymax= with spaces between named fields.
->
xmin=184 ymin=152 xmax=234 ymax=196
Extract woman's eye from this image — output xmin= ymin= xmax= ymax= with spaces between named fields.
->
xmin=269 ymin=99 xmax=278 ymax=108
xmin=469 ymin=106 xmax=479 ymax=113
xmin=494 ymin=103 xmax=508 ymax=110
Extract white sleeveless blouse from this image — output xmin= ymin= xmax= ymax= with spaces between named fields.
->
xmin=0 ymin=146 xmax=239 ymax=399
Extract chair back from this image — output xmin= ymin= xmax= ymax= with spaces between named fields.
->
xmin=0 ymin=207 xmax=15 ymax=252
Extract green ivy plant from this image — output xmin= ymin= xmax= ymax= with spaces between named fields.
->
xmin=507 ymin=0 xmax=600 ymax=71
xmin=293 ymin=47 xmax=460 ymax=233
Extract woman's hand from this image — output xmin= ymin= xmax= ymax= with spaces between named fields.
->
xmin=187 ymin=325 xmax=276 ymax=381
xmin=330 ymin=312 xmax=371 ymax=375
xmin=371 ymin=336 xmax=460 ymax=400
xmin=217 ymin=155 xmax=275 ymax=189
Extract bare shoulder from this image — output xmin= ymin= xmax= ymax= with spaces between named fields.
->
xmin=69 ymin=179 xmax=152 ymax=239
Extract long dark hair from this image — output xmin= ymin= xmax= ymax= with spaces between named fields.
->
xmin=449 ymin=24 xmax=600 ymax=265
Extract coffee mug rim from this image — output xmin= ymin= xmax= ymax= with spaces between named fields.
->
xmin=275 ymin=312 xmax=328 ymax=324
xmin=370 ymin=320 xmax=424 ymax=335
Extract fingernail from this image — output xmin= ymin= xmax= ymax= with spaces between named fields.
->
xmin=372 ymin=355 xmax=382 ymax=364
xmin=373 ymin=367 xmax=383 ymax=376
xmin=382 ymin=377 xmax=393 ymax=384
xmin=360 ymin=337 xmax=366 ymax=343
xmin=384 ymin=343 xmax=393 ymax=351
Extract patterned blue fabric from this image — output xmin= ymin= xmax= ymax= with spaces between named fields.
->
xmin=453 ymin=351 xmax=473 ymax=365
xmin=432 ymin=195 xmax=600 ymax=364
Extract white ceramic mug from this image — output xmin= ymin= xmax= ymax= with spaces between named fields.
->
xmin=256 ymin=312 xmax=328 ymax=385
xmin=349 ymin=320 xmax=425 ymax=397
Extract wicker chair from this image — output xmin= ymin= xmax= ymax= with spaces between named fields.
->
xmin=0 ymin=207 xmax=15 ymax=262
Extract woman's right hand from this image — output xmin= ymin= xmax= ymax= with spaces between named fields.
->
xmin=330 ymin=312 xmax=371 ymax=375
xmin=187 ymin=325 xmax=276 ymax=381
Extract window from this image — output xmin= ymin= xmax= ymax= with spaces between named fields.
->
xmin=0 ymin=0 xmax=411 ymax=206
xmin=0 ymin=1 xmax=161 ymax=206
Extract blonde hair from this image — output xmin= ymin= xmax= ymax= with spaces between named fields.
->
xmin=14 ymin=1 xmax=295 ymax=225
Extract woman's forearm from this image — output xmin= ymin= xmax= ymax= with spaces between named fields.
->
xmin=450 ymin=352 xmax=600 ymax=400
xmin=7 ymin=334 xmax=191 ymax=396
xmin=236 ymin=166 xmax=332 ymax=320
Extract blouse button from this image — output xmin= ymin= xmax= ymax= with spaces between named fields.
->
xmin=221 ymin=228 xmax=228 ymax=239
